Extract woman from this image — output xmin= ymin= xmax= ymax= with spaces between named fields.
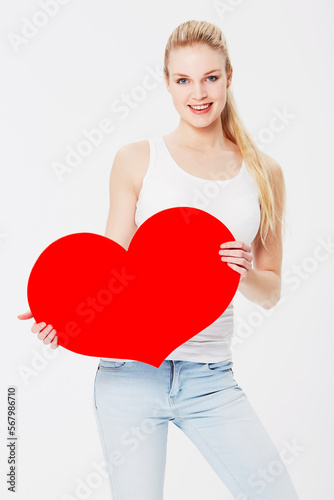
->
xmin=18 ymin=20 xmax=299 ymax=500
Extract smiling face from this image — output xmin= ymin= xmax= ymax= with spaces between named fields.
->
xmin=165 ymin=42 xmax=232 ymax=128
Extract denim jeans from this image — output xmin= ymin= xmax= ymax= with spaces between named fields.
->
xmin=93 ymin=359 xmax=299 ymax=500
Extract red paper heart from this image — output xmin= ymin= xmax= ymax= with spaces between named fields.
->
xmin=27 ymin=207 xmax=239 ymax=367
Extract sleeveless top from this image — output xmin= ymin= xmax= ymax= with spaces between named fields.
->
xmin=103 ymin=136 xmax=261 ymax=363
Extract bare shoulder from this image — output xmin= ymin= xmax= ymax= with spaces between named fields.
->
xmin=115 ymin=140 xmax=149 ymax=163
xmin=113 ymin=140 xmax=150 ymax=197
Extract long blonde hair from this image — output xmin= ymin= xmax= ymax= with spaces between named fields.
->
xmin=163 ymin=20 xmax=286 ymax=250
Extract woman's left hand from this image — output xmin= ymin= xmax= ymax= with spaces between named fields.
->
xmin=218 ymin=241 xmax=253 ymax=281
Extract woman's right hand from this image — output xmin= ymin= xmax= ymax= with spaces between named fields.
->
xmin=17 ymin=310 xmax=58 ymax=349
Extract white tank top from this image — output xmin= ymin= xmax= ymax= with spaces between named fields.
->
xmin=103 ymin=136 xmax=261 ymax=363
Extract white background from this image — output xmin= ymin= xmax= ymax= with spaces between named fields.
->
xmin=1 ymin=0 xmax=333 ymax=498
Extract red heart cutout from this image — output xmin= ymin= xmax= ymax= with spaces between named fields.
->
xmin=27 ymin=207 xmax=239 ymax=367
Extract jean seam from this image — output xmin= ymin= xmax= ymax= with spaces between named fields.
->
xmin=94 ymin=369 xmax=116 ymax=499
xmin=176 ymin=417 xmax=249 ymax=498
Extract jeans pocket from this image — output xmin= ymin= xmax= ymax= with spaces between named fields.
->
xmin=98 ymin=360 xmax=127 ymax=371
xmin=207 ymin=360 xmax=233 ymax=372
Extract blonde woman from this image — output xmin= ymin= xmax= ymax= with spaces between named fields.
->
xmin=18 ymin=20 xmax=299 ymax=500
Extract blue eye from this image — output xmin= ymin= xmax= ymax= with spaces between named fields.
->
xmin=207 ymin=75 xmax=218 ymax=82
xmin=176 ymin=78 xmax=188 ymax=84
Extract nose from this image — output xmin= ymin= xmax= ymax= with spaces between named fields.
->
xmin=192 ymin=82 xmax=207 ymax=101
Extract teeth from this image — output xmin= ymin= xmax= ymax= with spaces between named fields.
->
xmin=189 ymin=103 xmax=211 ymax=110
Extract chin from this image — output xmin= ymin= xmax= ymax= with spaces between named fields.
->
xmin=181 ymin=114 xmax=221 ymax=128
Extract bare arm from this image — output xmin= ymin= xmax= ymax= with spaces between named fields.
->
xmin=104 ymin=141 xmax=147 ymax=249
xmin=237 ymin=158 xmax=285 ymax=309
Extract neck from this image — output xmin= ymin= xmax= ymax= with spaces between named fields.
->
xmin=171 ymin=117 xmax=230 ymax=151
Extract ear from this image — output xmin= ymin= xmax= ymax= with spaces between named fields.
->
xmin=226 ymin=66 xmax=233 ymax=90
xmin=164 ymin=76 xmax=171 ymax=94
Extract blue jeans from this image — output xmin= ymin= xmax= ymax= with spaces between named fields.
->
xmin=93 ymin=359 xmax=299 ymax=500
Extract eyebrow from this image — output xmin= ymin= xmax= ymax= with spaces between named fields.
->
xmin=172 ymin=69 xmax=222 ymax=77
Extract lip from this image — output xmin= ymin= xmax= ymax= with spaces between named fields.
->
xmin=188 ymin=102 xmax=213 ymax=114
